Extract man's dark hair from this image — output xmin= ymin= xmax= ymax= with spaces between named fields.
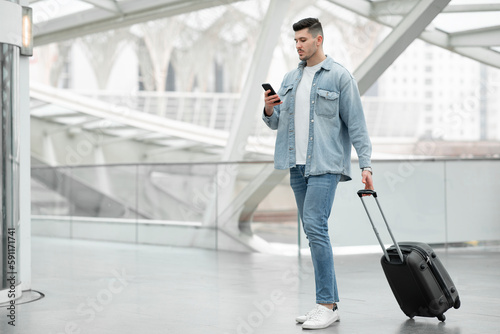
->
xmin=293 ymin=18 xmax=323 ymax=38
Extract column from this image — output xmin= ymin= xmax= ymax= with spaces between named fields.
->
xmin=0 ymin=0 xmax=23 ymax=303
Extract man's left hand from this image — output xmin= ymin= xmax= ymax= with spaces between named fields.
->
xmin=362 ymin=171 xmax=374 ymax=193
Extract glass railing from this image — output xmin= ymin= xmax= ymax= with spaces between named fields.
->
xmin=31 ymin=161 xmax=299 ymax=253
xmin=31 ymin=159 xmax=500 ymax=254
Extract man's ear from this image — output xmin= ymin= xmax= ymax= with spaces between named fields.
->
xmin=316 ymin=35 xmax=323 ymax=46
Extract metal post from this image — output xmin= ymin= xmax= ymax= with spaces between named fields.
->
xmin=0 ymin=43 xmax=21 ymax=303
xmin=0 ymin=0 xmax=23 ymax=304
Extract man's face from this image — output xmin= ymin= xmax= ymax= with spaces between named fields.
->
xmin=294 ymin=28 xmax=320 ymax=62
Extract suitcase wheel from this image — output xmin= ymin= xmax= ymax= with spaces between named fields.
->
xmin=454 ymin=297 xmax=461 ymax=309
xmin=437 ymin=314 xmax=446 ymax=322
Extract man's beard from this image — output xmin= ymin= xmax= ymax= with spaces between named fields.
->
xmin=298 ymin=48 xmax=316 ymax=62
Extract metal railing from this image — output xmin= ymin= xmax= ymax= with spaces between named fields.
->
xmin=77 ymin=91 xmax=241 ymax=132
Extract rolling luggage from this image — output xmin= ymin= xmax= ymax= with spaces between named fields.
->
xmin=357 ymin=190 xmax=461 ymax=322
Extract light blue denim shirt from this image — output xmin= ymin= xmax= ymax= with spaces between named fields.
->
xmin=262 ymin=56 xmax=371 ymax=181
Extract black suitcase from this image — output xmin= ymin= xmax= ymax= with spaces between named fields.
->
xmin=357 ymin=190 xmax=461 ymax=322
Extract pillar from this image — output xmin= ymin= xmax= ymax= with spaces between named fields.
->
xmin=0 ymin=0 xmax=28 ymax=303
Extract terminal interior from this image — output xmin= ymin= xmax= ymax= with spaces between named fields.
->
xmin=0 ymin=0 xmax=500 ymax=333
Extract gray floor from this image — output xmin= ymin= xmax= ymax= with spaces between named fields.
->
xmin=1 ymin=237 xmax=500 ymax=334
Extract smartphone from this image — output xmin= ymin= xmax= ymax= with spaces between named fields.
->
xmin=262 ymin=83 xmax=281 ymax=103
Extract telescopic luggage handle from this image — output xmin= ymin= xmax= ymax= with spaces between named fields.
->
xmin=357 ymin=190 xmax=404 ymax=263
xmin=357 ymin=189 xmax=377 ymax=197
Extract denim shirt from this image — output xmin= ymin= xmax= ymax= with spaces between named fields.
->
xmin=262 ymin=56 xmax=371 ymax=181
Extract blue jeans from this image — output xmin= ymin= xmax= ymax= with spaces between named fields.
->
xmin=290 ymin=165 xmax=340 ymax=304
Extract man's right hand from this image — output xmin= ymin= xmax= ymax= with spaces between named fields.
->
xmin=264 ymin=90 xmax=282 ymax=116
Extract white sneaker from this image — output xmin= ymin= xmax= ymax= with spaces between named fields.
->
xmin=295 ymin=306 xmax=318 ymax=323
xmin=302 ymin=304 xmax=340 ymax=329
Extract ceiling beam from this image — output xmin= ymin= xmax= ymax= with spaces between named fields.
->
xmin=38 ymin=112 xmax=88 ymax=119
xmin=371 ymin=0 xmax=418 ymax=16
xmin=41 ymin=117 xmax=100 ymax=136
xmin=443 ymin=4 xmax=500 ymax=13
xmin=354 ymin=0 xmax=451 ymax=95
xmin=453 ymin=47 xmax=500 ymax=69
xmin=326 ymin=0 xmax=372 ymax=17
xmin=144 ymin=142 xmax=200 ymax=156
xmin=100 ymin=130 xmax=153 ymax=146
xmin=371 ymin=1 xmax=500 ymax=16
xmin=450 ymin=25 xmax=500 ymax=47
xmin=420 ymin=29 xmax=500 ymax=68
xmin=79 ymin=0 xmax=122 ymax=13
xmin=34 ymin=0 xmax=244 ymax=46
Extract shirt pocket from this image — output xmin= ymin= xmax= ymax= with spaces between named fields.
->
xmin=315 ymin=89 xmax=339 ymax=119
xmin=278 ymin=84 xmax=293 ymax=111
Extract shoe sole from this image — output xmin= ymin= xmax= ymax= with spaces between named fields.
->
xmin=302 ymin=315 xmax=340 ymax=329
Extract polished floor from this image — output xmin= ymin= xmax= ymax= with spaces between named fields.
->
xmin=2 ymin=237 xmax=499 ymax=334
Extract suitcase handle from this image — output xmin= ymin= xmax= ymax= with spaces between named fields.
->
xmin=357 ymin=190 xmax=404 ymax=263
xmin=357 ymin=189 xmax=377 ymax=197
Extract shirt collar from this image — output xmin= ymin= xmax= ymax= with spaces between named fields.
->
xmin=298 ymin=55 xmax=333 ymax=71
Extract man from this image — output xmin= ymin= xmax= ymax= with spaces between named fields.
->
xmin=262 ymin=18 xmax=374 ymax=330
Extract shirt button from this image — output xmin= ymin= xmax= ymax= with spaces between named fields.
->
xmin=310 ymin=137 xmax=313 ymax=140
xmin=308 ymin=155 xmax=311 ymax=158
xmin=311 ymin=119 xmax=314 ymax=123
xmin=312 ymin=101 xmax=315 ymax=104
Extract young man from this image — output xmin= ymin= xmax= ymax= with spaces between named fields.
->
xmin=262 ymin=18 xmax=374 ymax=329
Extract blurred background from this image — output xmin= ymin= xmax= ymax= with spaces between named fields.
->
xmin=25 ymin=0 xmax=500 ymax=254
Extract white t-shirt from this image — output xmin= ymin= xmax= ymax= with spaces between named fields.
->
xmin=295 ymin=61 xmax=324 ymax=165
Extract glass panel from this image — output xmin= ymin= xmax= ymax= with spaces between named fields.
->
xmin=215 ymin=163 xmax=238 ymax=252
xmin=69 ymin=165 xmax=138 ymax=219
xmin=31 ymin=166 xmax=72 ymax=238
xmin=445 ymin=160 xmax=500 ymax=243
xmin=433 ymin=12 xmax=500 ymax=33
xmin=251 ymin=169 xmax=299 ymax=253
xmin=363 ymin=38 xmax=500 ymax=146
xmin=31 ymin=166 xmax=72 ymax=216
xmin=136 ymin=163 xmax=218 ymax=250
xmin=214 ymin=162 xmax=299 ymax=254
